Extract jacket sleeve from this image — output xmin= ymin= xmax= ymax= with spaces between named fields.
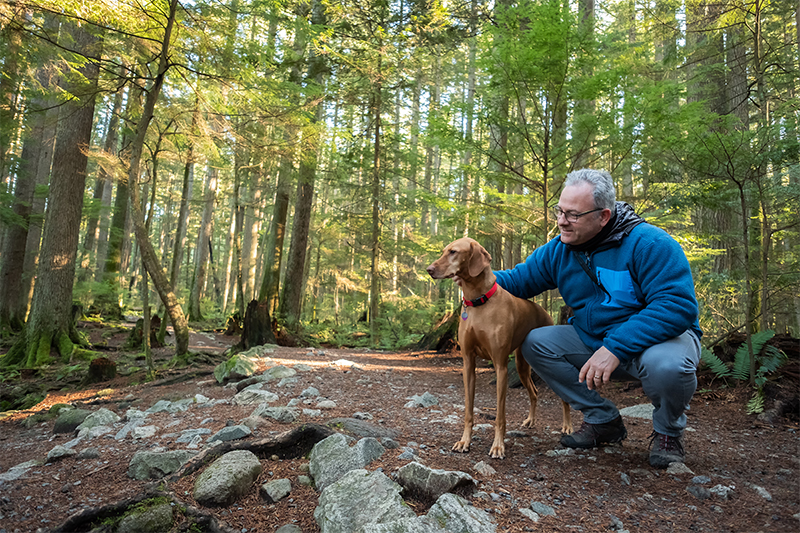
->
xmin=602 ymin=233 xmax=699 ymax=362
xmin=494 ymin=239 xmax=558 ymax=299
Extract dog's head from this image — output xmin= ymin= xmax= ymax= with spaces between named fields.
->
xmin=426 ymin=237 xmax=491 ymax=285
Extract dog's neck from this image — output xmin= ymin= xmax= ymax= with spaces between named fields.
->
xmin=460 ymin=269 xmax=497 ymax=302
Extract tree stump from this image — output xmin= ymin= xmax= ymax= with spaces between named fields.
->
xmin=413 ymin=312 xmax=459 ymax=353
xmin=125 ymin=316 xmax=163 ymax=349
xmin=86 ymin=357 xmax=116 ymax=384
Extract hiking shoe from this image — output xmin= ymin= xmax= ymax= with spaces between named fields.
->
xmin=649 ymin=431 xmax=685 ymax=468
xmin=560 ymin=415 xmax=627 ymax=449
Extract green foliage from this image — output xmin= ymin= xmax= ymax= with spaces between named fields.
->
xmin=731 ymin=330 xmax=775 ymax=381
xmin=701 ymin=330 xmax=788 ymax=415
xmin=56 ymin=364 xmax=84 ymax=381
xmin=700 ymin=347 xmax=730 ymax=378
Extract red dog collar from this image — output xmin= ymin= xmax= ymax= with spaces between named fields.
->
xmin=462 ymin=282 xmax=499 ymax=307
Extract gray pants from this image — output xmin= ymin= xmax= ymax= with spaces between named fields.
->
xmin=521 ymin=325 xmax=701 ymax=436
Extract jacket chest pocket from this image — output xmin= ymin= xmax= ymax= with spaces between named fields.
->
xmin=596 ymin=267 xmax=642 ymax=308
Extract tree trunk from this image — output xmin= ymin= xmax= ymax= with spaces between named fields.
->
xmin=188 ymin=166 xmax=218 ymax=321
xmin=10 ymin=22 xmax=102 ymax=367
xmin=0 ymin=13 xmax=59 ymax=331
xmin=79 ymin=89 xmax=123 ymax=282
xmin=280 ymin=0 xmax=327 ymax=330
xmin=97 ymin=83 xmax=140 ymax=317
xmin=124 ymin=0 xmax=189 ymax=356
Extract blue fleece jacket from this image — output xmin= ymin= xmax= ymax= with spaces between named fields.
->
xmin=494 ymin=205 xmax=702 ymax=363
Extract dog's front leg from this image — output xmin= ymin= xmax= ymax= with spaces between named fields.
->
xmin=491 ymin=360 xmax=508 ymax=459
xmin=453 ymin=354 xmax=476 ymax=454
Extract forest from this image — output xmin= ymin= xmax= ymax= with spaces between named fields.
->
xmin=0 ymin=0 xmax=797 ymax=372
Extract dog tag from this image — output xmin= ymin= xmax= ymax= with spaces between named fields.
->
xmin=461 ymin=310 xmax=468 ymax=320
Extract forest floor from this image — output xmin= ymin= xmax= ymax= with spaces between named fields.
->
xmin=0 ymin=321 xmax=798 ymax=533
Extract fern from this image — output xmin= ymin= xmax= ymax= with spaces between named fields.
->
xmin=746 ymin=390 xmax=765 ymax=415
xmin=700 ymin=347 xmax=731 ymax=378
xmin=731 ymin=330 xmax=775 ymax=381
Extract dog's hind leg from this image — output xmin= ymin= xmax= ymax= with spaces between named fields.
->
xmin=516 ymin=348 xmax=539 ymax=429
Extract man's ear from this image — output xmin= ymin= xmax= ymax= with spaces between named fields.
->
xmin=467 ymin=242 xmax=491 ymax=277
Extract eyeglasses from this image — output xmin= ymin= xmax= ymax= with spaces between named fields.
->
xmin=552 ymin=206 xmax=603 ymax=223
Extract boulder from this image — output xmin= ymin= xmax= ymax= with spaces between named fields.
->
xmin=127 ymin=450 xmax=197 ymax=480
xmin=396 ymin=462 xmax=475 ymax=501
xmin=116 ymin=502 xmax=174 ymax=533
xmin=309 ymin=433 xmax=386 ymax=491
xmin=193 ymin=450 xmax=262 ymax=506
xmin=53 ymin=408 xmax=92 ymax=434
xmin=314 ymin=469 xmax=415 ymax=533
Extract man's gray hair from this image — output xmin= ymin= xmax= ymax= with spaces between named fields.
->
xmin=564 ymin=169 xmax=616 ymax=210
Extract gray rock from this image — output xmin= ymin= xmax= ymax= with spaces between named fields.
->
xmin=396 ymin=462 xmax=475 ymax=501
xmin=301 ymin=387 xmax=321 ymax=398
xmin=314 ymin=469 xmax=416 ymax=533
xmin=263 ymin=365 xmax=298 ymax=381
xmin=309 ymin=433 xmax=386 ymax=491
xmin=215 ymin=353 xmax=259 ymax=383
xmin=0 ymin=459 xmax=43 ymax=482
xmin=426 ymin=492 xmax=496 ymax=533
xmin=127 ymin=450 xmax=197 ymax=480
xmin=686 ymin=485 xmax=711 ymax=500
xmin=404 ymin=392 xmax=439 ymax=408
xmin=133 ymin=425 xmax=158 ymax=439
xmin=193 ymin=450 xmax=262 ymax=506
xmin=519 ymin=508 xmax=540 ymax=523
xmin=618 ymin=403 xmax=653 ymax=419
xmin=709 ymin=484 xmax=735 ymax=500
xmin=77 ymin=447 xmax=100 ymax=460
xmin=234 ymin=388 xmax=280 ymax=406
xmin=115 ymin=418 xmax=147 ymax=440
xmin=176 ymin=428 xmax=211 ymax=443
xmin=363 ymin=516 xmax=447 ymax=533
xmin=751 ymin=484 xmax=772 ymax=501
xmin=116 ymin=502 xmax=174 ymax=533
xmin=240 ymin=344 xmax=278 ymax=357
xmin=666 ymin=462 xmax=694 ymax=475
xmin=262 ymin=478 xmax=292 ymax=503
xmin=53 ymin=408 xmax=92 ymax=434
xmin=473 ymin=461 xmax=496 ymax=476
xmin=208 ymin=424 xmax=251 ymax=443
xmin=530 ymin=501 xmax=556 ymax=517
xmin=692 ymin=475 xmax=712 ymax=484
xmin=326 ymin=418 xmax=400 ymax=439
xmin=77 ymin=407 xmax=120 ymax=430
xmin=46 ymin=445 xmax=77 ymax=462
xmin=317 ymin=400 xmax=337 ymax=409
xmin=77 ymin=425 xmax=114 ymax=439
xmin=253 ymin=405 xmax=300 ymax=423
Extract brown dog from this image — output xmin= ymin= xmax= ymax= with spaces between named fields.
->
xmin=427 ymin=237 xmax=572 ymax=459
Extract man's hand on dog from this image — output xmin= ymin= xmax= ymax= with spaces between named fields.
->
xmin=579 ymin=346 xmax=620 ymax=391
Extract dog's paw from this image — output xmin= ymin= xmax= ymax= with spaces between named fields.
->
xmin=452 ymin=441 xmax=470 ymax=453
xmin=521 ymin=416 xmax=534 ymax=428
xmin=489 ymin=444 xmax=506 ymax=459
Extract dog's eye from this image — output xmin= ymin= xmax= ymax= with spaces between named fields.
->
xmin=449 ymin=250 xmax=456 ymax=255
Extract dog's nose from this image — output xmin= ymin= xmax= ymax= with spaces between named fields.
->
xmin=426 ymin=265 xmax=436 ymax=276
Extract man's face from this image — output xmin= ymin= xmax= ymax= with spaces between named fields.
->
xmin=556 ymin=183 xmax=611 ymax=246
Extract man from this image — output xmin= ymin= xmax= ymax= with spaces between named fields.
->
xmin=494 ymin=168 xmax=702 ymax=468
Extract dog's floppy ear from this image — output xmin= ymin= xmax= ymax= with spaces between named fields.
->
xmin=467 ymin=242 xmax=491 ymax=277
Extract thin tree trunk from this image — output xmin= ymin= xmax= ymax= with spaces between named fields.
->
xmin=188 ymin=166 xmax=218 ymax=321
xmin=281 ymin=0 xmax=327 ymax=329
xmin=79 ymin=90 xmax=122 ymax=282
xmin=125 ymin=0 xmax=189 ymax=356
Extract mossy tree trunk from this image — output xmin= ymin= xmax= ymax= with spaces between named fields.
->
xmin=6 ymin=22 xmax=102 ymax=367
